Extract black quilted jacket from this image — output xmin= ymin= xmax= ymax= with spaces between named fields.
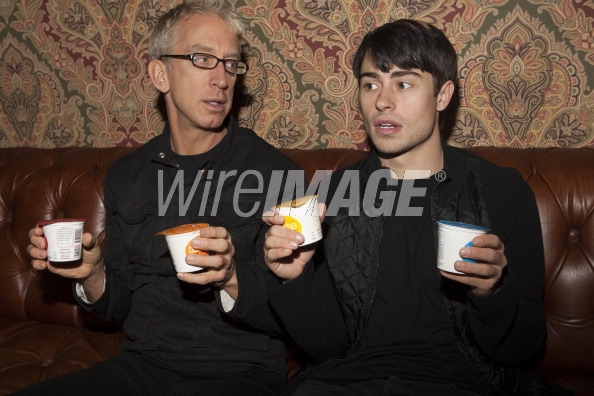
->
xmin=269 ymin=146 xmax=554 ymax=394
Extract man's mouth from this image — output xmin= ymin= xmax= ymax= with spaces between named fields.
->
xmin=374 ymin=120 xmax=400 ymax=128
xmin=373 ymin=120 xmax=401 ymax=135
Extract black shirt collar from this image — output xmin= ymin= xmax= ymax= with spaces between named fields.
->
xmin=150 ymin=116 xmax=237 ymax=172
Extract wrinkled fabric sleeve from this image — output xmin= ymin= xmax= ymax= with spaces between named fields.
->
xmin=217 ymin=164 xmax=310 ymax=337
xmin=466 ymin=168 xmax=546 ymax=367
xmin=72 ymin=171 xmax=133 ymax=322
xmin=267 ymin=258 xmax=348 ymax=363
xmin=214 ymin=220 xmax=288 ymax=336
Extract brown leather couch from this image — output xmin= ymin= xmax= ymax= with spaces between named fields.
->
xmin=0 ymin=146 xmax=592 ymax=395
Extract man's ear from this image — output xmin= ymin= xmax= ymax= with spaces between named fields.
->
xmin=148 ymin=59 xmax=170 ymax=94
xmin=436 ymin=80 xmax=455 ymax=112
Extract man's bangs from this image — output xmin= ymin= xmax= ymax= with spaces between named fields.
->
xmin=368 ymin=45 xmax=424 ymax=74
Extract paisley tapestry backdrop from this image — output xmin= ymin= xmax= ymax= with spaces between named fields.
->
xmin=1 ymin=0 xmax=593 ymax=149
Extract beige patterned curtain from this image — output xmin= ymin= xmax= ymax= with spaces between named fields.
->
xmin=1 ymin=0 xmax=593 ymax=149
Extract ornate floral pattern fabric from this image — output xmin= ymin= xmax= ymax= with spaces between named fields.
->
xmin=1 ymin=0 xmax=593 ymax=149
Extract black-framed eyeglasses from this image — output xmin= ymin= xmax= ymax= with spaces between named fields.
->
xmin=159 ymin=53 xmax=248 ymax=75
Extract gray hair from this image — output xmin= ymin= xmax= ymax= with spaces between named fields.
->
xmin=148 ymin=0 xmax=246 ymax=60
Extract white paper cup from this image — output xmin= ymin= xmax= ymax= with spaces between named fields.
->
xmin=273 ymin=195 xmax=322 ymax=246
xmin=157 ymin=223 xmax=208 ymax=273
xmin=437 ymin=220 xmax=489 ymax=274
xmin=39 ymin=219 xmax=85 ymax=262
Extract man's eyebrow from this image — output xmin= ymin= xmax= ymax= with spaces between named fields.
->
xmin=359 ymin=71 xmax=379 ymax=80
xmin=360 ymin=70 xmax=422 ymax=79
xmin=188 ymin=44 xmax=211 ymax=53
xmin=391 ymin=70 xmax=421 ymax=78
xmin=187 ymin=44 xmax=241 ymax=59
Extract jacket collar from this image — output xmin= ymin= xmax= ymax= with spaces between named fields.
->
xmin=365 ymin=144 xmax=466 ymax=176
xmin=358 ymin=145 xmax=474 ymax=199
xmin=150 ymin=116 xmax=237 ymax=171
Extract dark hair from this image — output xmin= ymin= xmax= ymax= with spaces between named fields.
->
xmin=352 ymin=19 xmax=458 ymax=95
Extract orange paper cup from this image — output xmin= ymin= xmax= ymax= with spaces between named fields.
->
xmin=157 ymin=223 xmax=209 ymax=272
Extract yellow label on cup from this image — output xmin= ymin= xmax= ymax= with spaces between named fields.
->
xmin=273 ymin=195 xmax=322 ymax=246
xmin=283 ymin=216 xmax=303 ymax=233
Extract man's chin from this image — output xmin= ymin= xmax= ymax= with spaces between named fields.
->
xmin=198 ymin=117 xmax=229 ymax=133
xmin=372 ymin=142 xmax=411 ymax=159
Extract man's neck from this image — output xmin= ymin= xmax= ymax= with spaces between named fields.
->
xmin=169 ymin=128 xmax=228 ymax=156
xmin=380 ymin=144 xmax=444 ymax=180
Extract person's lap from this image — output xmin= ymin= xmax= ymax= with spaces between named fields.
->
xmin=10 ymin=351 xmax=285 ymax=396
xmin=288 ymin=376 xmax=481 ymax=396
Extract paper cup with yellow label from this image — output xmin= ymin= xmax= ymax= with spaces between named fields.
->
xmin=437 ymin=220 xmax=489 ymax=274
xmin=157 ymin=223 xmax=209 ymax=273
xmin=273 ymin=195 xmax=322 ymax=246
xmin=39 ymin=218 xmax=85 ymax=262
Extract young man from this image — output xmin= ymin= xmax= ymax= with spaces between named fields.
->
xmin=262 ymin=20 xmax=567 ymax=395
xmin=23 ymin=1 xmax=299 ymax=395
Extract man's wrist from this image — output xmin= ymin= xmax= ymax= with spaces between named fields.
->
xmin=78 ymin=262 xmax=106 ymax=303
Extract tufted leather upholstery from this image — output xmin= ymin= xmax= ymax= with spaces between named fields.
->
xmin=469 ymin=147 xmax=594 ymax=395
xmin=0 ymin=146 xmax=592 ymax=395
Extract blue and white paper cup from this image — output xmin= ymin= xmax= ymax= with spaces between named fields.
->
xmin=437 ymin=220 xmax=489 ymax=274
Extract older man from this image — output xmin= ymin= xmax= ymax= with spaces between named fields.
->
xmin=23 ymin=1 xmax=299 ymax=395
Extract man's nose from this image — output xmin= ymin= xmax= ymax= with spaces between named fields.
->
xmin=375 ymin=89 xmax=394 ymax=110
xmin=210 ymin=62 xmax=229 ymax=88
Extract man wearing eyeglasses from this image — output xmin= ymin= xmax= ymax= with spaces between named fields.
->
xmin=23 ymin=1 xmax=300 ymax=395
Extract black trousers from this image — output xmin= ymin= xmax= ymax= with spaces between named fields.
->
xmin=286 ymin=377 xmax=481 ymax=396
xmin=286 ymin=375 xmax=574 ymax=396
xmin=10 ymin=351 xmax=285 ymax=396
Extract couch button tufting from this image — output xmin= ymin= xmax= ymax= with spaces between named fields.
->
xmin=568 ymin=228 xmax=579 ymax=242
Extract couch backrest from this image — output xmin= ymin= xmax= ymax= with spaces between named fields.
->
xmin=0 ymin=148 xmax=135 ymax=327
xmin=0 ymin=146 xmax=592 ymax=376
xmin=466 ymin=147 xmax=594 ymax=376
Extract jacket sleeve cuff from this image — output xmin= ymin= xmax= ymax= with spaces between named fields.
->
xmin=71 ymin=272 xmax=110 ymax=314
xmin=219 ymin=289 xmax=236 ymax=312
xmin=467 ymin=278 xmax=517 ymax=320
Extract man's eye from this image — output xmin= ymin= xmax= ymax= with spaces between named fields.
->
xmin=363 ymin=82 xmax=378 ymax=90
xmin=399 ymin=82 xmax=412 ymax=89
xmin=195 ymin=56 xmax=210 ymax=64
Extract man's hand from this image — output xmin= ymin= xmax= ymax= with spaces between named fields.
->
xmin=263 ymin=204 xmax=325 ymax=282
xmin=27 ymin=225 xmax=106 ymax=302
xmin=176 ymin=226 xmax=237 ymax=294
xmin=27 ymin=225 xmax=103 ymax=280
xmin=440 ymin=233 xmax=507 ymax=296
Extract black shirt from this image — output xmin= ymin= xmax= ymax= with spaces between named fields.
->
xmin=310 ymin=176 xmax=486 ymax=392
xmin=81 ymin=117 xmax=301 ymax=378
xmin=268 ymin=147 xmax=546 ymax=394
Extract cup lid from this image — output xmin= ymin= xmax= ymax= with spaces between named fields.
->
xmin=275 ymin=194 xmax=317 ymax=209
xmin=156 ymin=223 xmax=209 ymax=235
xmin=38 ymin=218 xmax=85 ymax=227
xmin=437 ymin=220 xmax=489 ymax=232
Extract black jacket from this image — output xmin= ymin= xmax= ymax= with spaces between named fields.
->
xmin=269 ymin=146 xmax=548 ymax=394
xmin=75 ymin=117 xmax=301 ymax=377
